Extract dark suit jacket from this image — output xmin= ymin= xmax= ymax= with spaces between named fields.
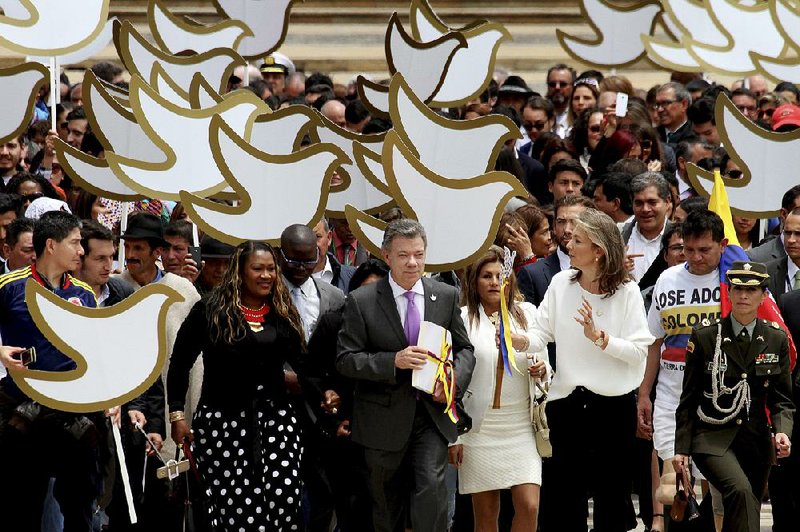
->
xmin=516 ymin=252 xmax=561 ymax=307
xmin=675 ymin=318 xmax=794 ymax=464
xmin=336 ymin=276 xmax=475 ymax=451
xmin=517 ymin=151 xmax=551 ymax=205
xmin=658 ymin=120 xmax=693 ymax=147
xmin=748 ymin=236 xmax=786 ymax=263
xmin=766 ymin=256 xmax=790 ymax=300
xmin=778 ymin=291 xmax=800 ymax=447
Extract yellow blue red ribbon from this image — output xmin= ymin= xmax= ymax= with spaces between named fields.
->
xmin=499 ymin=278 xmax=521 ymax=376
xmin=426 ymin=334 xmax=458 ymax=423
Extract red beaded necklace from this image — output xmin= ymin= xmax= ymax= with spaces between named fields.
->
xmin=240 ymin=302 xmax=270 ymax=323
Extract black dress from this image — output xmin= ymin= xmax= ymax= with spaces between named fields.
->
xmin=167 ymin=300 xmax=306 ymax=531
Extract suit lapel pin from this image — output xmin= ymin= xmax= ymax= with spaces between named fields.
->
xmin=723 ymin=337 xmax=731 ymax=343
xmin=757 ymin=335 xmax=764 ymax=342
xmin=430 ymin=294 xmax=437 ymax=301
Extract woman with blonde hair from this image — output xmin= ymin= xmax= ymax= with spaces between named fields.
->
xmin=526 ymin=209 xmax=655 ymax=531
xmin=449 ymin=245 xmax=549 ymax=531
xmin=168 ymin=241 xmax=308 ymax=531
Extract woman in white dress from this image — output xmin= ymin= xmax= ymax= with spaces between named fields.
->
xmin=448 ymin=245 xmax=549 ymax=531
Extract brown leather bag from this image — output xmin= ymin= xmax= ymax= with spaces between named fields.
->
xmin=671 ymin=462 xmax=701 ymax=522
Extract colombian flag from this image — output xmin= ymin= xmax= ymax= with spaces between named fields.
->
xmin=708 ymin=170 xmax=796 ymax=368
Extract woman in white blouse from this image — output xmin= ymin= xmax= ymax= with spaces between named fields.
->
xmin=448 ymin=245 xmax=549 ymax=531
xmin=527 ymin=208 xmax=655 ymax=531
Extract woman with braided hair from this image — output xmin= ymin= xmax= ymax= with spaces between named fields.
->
xmin=167 ymin=241 xmax=308 ymax=531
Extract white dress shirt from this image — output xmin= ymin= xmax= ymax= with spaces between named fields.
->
xmin=311 ymin=255 xmax=334 ymax=285
xmin=557 ymin=247 xmax=571 ymax=272
xmin=388 ymin=274 xmax=425 ymax=330
xmin=628 ymin=222 xmax=666 ymax=281
xmin=285 ymin=276 xmax=320 ymax=341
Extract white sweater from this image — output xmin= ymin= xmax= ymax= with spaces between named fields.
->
xmin=527 ymin=270 xmax=654 ymax=401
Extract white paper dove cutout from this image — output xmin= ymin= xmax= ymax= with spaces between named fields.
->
xmin=389 ymin=74 xmax=519 ymax=180
xmin=12 ymin=280 xmax=183 ymax=413
xmin=311 ymin=116 xmax=393 ymax=216
xmin=105 ymin=76 xmax=269 ymax=200
xmin=28 ymin=17 xmax=116 ymax=66
xmin=348 ymin=132 xmax=526 ymax=270
xmin=0 ymin=0 xmax=110 ymax=55
xmin=751 ymin=0 xmax=800 ymax=83
xmin=0 ymin=63 xmax=48 ymax=144
xmin=360 ymin=13 xmax=466 ymax=117
xmin=682 ymin=0 xmax=787 ymax=75
xmin=149 ymin=0 xmax=249 ymax=55
xmin=686 ymin=95 xmax=800 ymax=218
xmin=557 ymin=0 xmax=661 ymax=68
xmin=409 ymin=0 xmax=510 ymax=106
xmin=213 ymin=0 xmax=298 ymax=59
xmin=115 ymin=21 xmax=243 ymax=100
xmin=57 ymin=143 xmax=144 ymax=201
xmin=180 ymin=116 xmax=348 ymax=245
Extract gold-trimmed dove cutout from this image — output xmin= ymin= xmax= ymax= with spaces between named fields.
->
xmin=686 ymin=94 xmax=800 ymax=218
xmin=556 ymin=0 xmax=661 ymax=68
xmin=388 ymin=73 xmax=520 ymax=180
xmin=363 ymin=131 xmax=526 ymax=271
xmin=179 ymin=116 xmax=348 ymax=245
xmin=56 ymin=141 xmax=144 ymax=201
xmin=356 ymin=76 xmax=392 ymax=118
xmin=751 ymin=0 xmax=800 ymax=83
xmin=385 ymin=13 xmax=466 ymax=106
xmin=11 ymin=280 xmax=183 ymax=413
xmin=148 ymin=0 xmax=250 ymax=55
xmin=0 ymin=0 xmax=110 ymax=56
xmin=212 ymin=0 xmax=299 ymax=59
xmin=409 ymin=0 xmax=510 ymax=107
xmin=114 ymin=20 xmax=243 ymax=101
xmin=0 ymin=62 xmax=48 ymax=145
xmin=249 ymin=105 xmax=321 ymax=155
xmin=105 ymin=75 xmax=268 ymax=201
xmin=682 ymin=0 xmax=787 ymax=76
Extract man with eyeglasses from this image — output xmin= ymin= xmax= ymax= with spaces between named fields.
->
xmin=655 ymin=82 xmax=693 ymax=147
xmin=749 ymin=185 xmax=800 ymax=263
xmin=731 ymin=88 xmax=758 ymax=122
xmin=765 ymin=207 xmax=800 ymax=301
xmin=519 ymin=96 xmax=555 ymax=157
xmin=545 ymin=63 xmax=576 ymax=139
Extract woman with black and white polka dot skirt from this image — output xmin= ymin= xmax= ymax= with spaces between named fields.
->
xmin=167 ymin=242 xmax=309 ymax=531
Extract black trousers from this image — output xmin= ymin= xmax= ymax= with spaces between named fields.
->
xmin=0 ymin=393 xmax=103 ymax=532
xmin=320 ymin=433 xmax=373 ymax=532
xmin=768 ymin=453 xmax=800 ymax=532
xmin=539 ymin=387 xmax=637 ymax=532
xmin=694 ymin=436 xmax=771 ymax=532
xmin=362 ymin=402 xmax=448 ymax=532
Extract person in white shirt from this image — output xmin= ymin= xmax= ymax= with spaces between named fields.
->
xmin=622 ymin=172 xmax=673 ymax=281
xmin=526 ymin=208 xmax=655 ymax=531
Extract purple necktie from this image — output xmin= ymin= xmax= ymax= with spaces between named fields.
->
xmin=404 ymin=291 xmax=420 ymax=345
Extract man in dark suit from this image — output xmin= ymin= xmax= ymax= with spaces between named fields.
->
xmin=674 ymin=261 xmax=794 ymax=532
xmin=655 ymin=82 xmax=693 ymax=147
xmin=337 ymin=219 xmax=475 ymax=532
xmin=748 ymin=185 xmax=800 ymax=262
xmin=765 ymin=208 xmax=800 ymax=301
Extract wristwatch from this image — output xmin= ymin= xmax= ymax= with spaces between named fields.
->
xmin=593 ymin=331 xmax=605 ymax=348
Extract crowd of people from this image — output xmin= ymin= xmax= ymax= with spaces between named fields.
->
xmin=0 ymin=53 xmax=799 ymax=532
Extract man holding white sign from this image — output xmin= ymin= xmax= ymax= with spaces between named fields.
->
xmin=337 ymin=219 xmax=475 ymax=532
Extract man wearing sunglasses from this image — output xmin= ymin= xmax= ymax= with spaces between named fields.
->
xmin=520 ymin=97 xmax=555 ymax=157
xmin=545 ymin=63 xmax=575 ymax=139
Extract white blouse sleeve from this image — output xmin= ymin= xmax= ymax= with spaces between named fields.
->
xmin=524 ymin=284 xmax=556 ymax=353
xmin=603 ymin=283 xmax=656 ymax=366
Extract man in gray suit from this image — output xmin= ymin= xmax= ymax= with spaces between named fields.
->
xmin=337 ymin=219 xmax=475 ymax=532
xmin=766 ymin=207 xmax=800 ymax=301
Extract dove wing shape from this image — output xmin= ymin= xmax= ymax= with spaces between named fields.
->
xmin=386 ymin=13 xmax=467 ymax=104
xmin=751 ymin=0 xmax=800 ymax=83
xmin=213 ymin=0 xmax=297 ymax=59
xmin=381 ymin=132 xmax=527 ymax=270
xmin=57 ymin=142 xmax=145 ymax=201
xmin=13 ymin=281 xmax=183 ymax=413
xmin=180 ymin=116 xmax=348 ymax=245
xmin=28 ymin=18 xmax=116 ymax=66
xmin=248 ymin=106 xmax=320 ymax=155
xmin=106 ymin=76 xmax=268 ymax=200
xmin=389 ymin=74 xmax=519 ymax=180
xmin=557 ymin=0 xmax=661 ymax=67
xmin=149 ymin=0 xmax=250 ymax=55
xmin=687 ymin=96 xmax=800 ymax=218
xmin=660 ymin=0 xmax=728 ymax=47
xmin=0 ymin=63 xmax=48 ymax=144
xmin=356 ymin=76 xmax=392 ymax=118
xmin=685 ymin=0 xmax=785 ymax=75
xmin=642 ymin=36 xmax=702 ymax=70
xmin=0 ymin=0 xmax=110 ymax=55
xmin=409 ymin=0 xmax=509 ymax=106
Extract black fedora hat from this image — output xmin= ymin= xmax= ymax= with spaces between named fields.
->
xmin=200 ymin=235 xmax=236 ymax=259
xmin=121 ymin=213 xmax=169 ymax=248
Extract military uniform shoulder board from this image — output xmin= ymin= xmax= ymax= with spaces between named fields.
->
xmin=701 ymin=318 xmax=711 ymax=327
xmin=686 ymin=340 xmax=695 ymax=353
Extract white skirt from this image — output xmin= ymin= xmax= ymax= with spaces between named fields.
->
xmin=458 ymin=401 xmax=542 ymax=494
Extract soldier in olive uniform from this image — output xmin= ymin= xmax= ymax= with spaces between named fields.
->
xmin=674 ymin=261 xmax=794 ymax=532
